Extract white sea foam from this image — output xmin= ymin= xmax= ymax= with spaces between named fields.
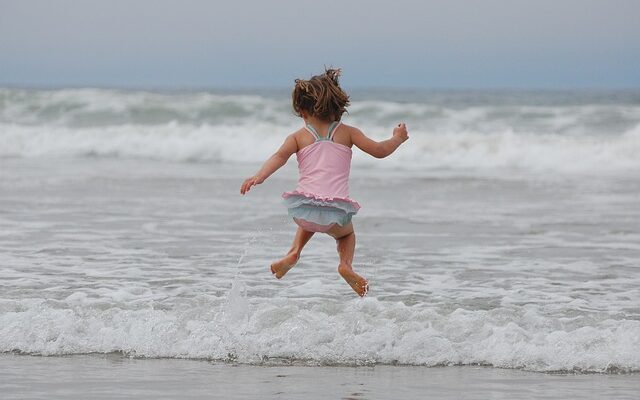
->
xmin=1 ymin=292 xmax=638 ymax=372
xmin=2 ymin=122 xmax=639 ymax=174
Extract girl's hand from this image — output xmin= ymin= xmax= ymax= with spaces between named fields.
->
xmin=240 ymin=175 xmax=263 ymax=195
xmin=393 ymin=123 xmax=409 ymax=143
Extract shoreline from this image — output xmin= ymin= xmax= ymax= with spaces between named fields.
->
xmin=2 ymin=352 xmax=639 ymax=375
xmin=1 ymin=354 xmax=639 ymax=400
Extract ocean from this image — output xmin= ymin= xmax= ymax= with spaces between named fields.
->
xmin=1 ymin=87 xmax=639 ymax=398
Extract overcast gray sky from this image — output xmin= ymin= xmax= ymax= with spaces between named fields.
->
xmin=1 ymin=0 xmax=639 ymax=88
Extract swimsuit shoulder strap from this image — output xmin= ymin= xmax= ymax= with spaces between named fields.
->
xmin=304 ymin=124 xmax=321 ymax=141
xmin=305 ymin=121 xmax=341 ymax=141
xmin=328 ymin=121 xmax=341 ymax=141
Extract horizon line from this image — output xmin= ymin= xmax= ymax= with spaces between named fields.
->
xmin=2 ymin=82 xmax=640 ymax=92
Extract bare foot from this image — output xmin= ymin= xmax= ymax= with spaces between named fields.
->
xmin=338 ymin=263 xmax=369 ymax=297
xmin=270 ymin=252 xmax=299 ymax=279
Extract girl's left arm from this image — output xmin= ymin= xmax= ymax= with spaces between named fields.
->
xmin=240 ymin=134 xmax=297 ymax=195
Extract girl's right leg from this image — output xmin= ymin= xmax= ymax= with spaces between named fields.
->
xmin=326 ymin=223 xmax=369 ymax=297
xmin=271 ymin=227 xmax=314 ymax=279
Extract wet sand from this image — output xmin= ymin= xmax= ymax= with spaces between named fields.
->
xmin=1 ymin=354 xmax=638 ymax=400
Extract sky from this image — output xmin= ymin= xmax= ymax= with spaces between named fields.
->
xmin=1 ymin=0 xmax=639 ymax=89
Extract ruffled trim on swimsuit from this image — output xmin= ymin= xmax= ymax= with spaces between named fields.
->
xmin=282 ymin=191 xmax=361 ymax=211
xmin=282 ymin=191 xmax=360 ymax=227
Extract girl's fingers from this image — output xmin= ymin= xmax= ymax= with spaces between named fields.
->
xmin=241 ymin=178 xmax=257 ymax=194
xmin=241 ymin=176 xmax=262 ymax=195
xmin=241 ymin=179 xmax=250 ymax=194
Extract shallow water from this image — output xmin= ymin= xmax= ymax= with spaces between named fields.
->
xmin=1 ymin=157 xmax=639 ymax=372
xmin=2 ymin=88 xmax=640 ymax=380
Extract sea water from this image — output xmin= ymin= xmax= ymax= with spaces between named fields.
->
xmin=0 ymin=88 xmax=639 ymax=374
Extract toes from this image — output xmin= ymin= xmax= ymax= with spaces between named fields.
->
xmin=353 ymin=279 xmax=369 ymax=297
xmin=360 ymin=281 xmax=369 ymax=297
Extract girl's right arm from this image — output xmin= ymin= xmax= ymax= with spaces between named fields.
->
xmin=351 ymin=123 xmax=409 ymax=158
xmin=240 ymin=134 xmax=298 ymax=195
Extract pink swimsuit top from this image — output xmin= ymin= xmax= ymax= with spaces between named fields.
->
xmin=283 ymin=121 xmax=360 ymax=209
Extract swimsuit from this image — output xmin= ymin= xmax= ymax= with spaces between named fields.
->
xmin=282 ymin=121 xmax=360 ymax=233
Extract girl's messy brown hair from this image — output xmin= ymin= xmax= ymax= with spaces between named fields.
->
xmin=292 ymin=68 xmax=350 ymax=122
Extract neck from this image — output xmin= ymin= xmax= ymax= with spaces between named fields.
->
xmin=303 ymin=116 xmax=334 ymax=127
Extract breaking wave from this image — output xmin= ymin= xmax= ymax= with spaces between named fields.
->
xmin=1 ymin=280 xmax=638 ymax=373
xmin=1 ymin=87 xmax=640 ymax=174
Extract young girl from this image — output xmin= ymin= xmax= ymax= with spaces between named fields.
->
xmin=240 ymin=68 xmax=408 ymax=296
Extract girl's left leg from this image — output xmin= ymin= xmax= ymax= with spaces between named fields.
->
xmin=271 ymin=227 xmax=314 ymax=279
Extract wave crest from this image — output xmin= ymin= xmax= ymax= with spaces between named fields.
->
xmin=1 ymin=294 xmax=638 ymax=373
xmin=2 ymin=88 xmax=640 ymax=173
